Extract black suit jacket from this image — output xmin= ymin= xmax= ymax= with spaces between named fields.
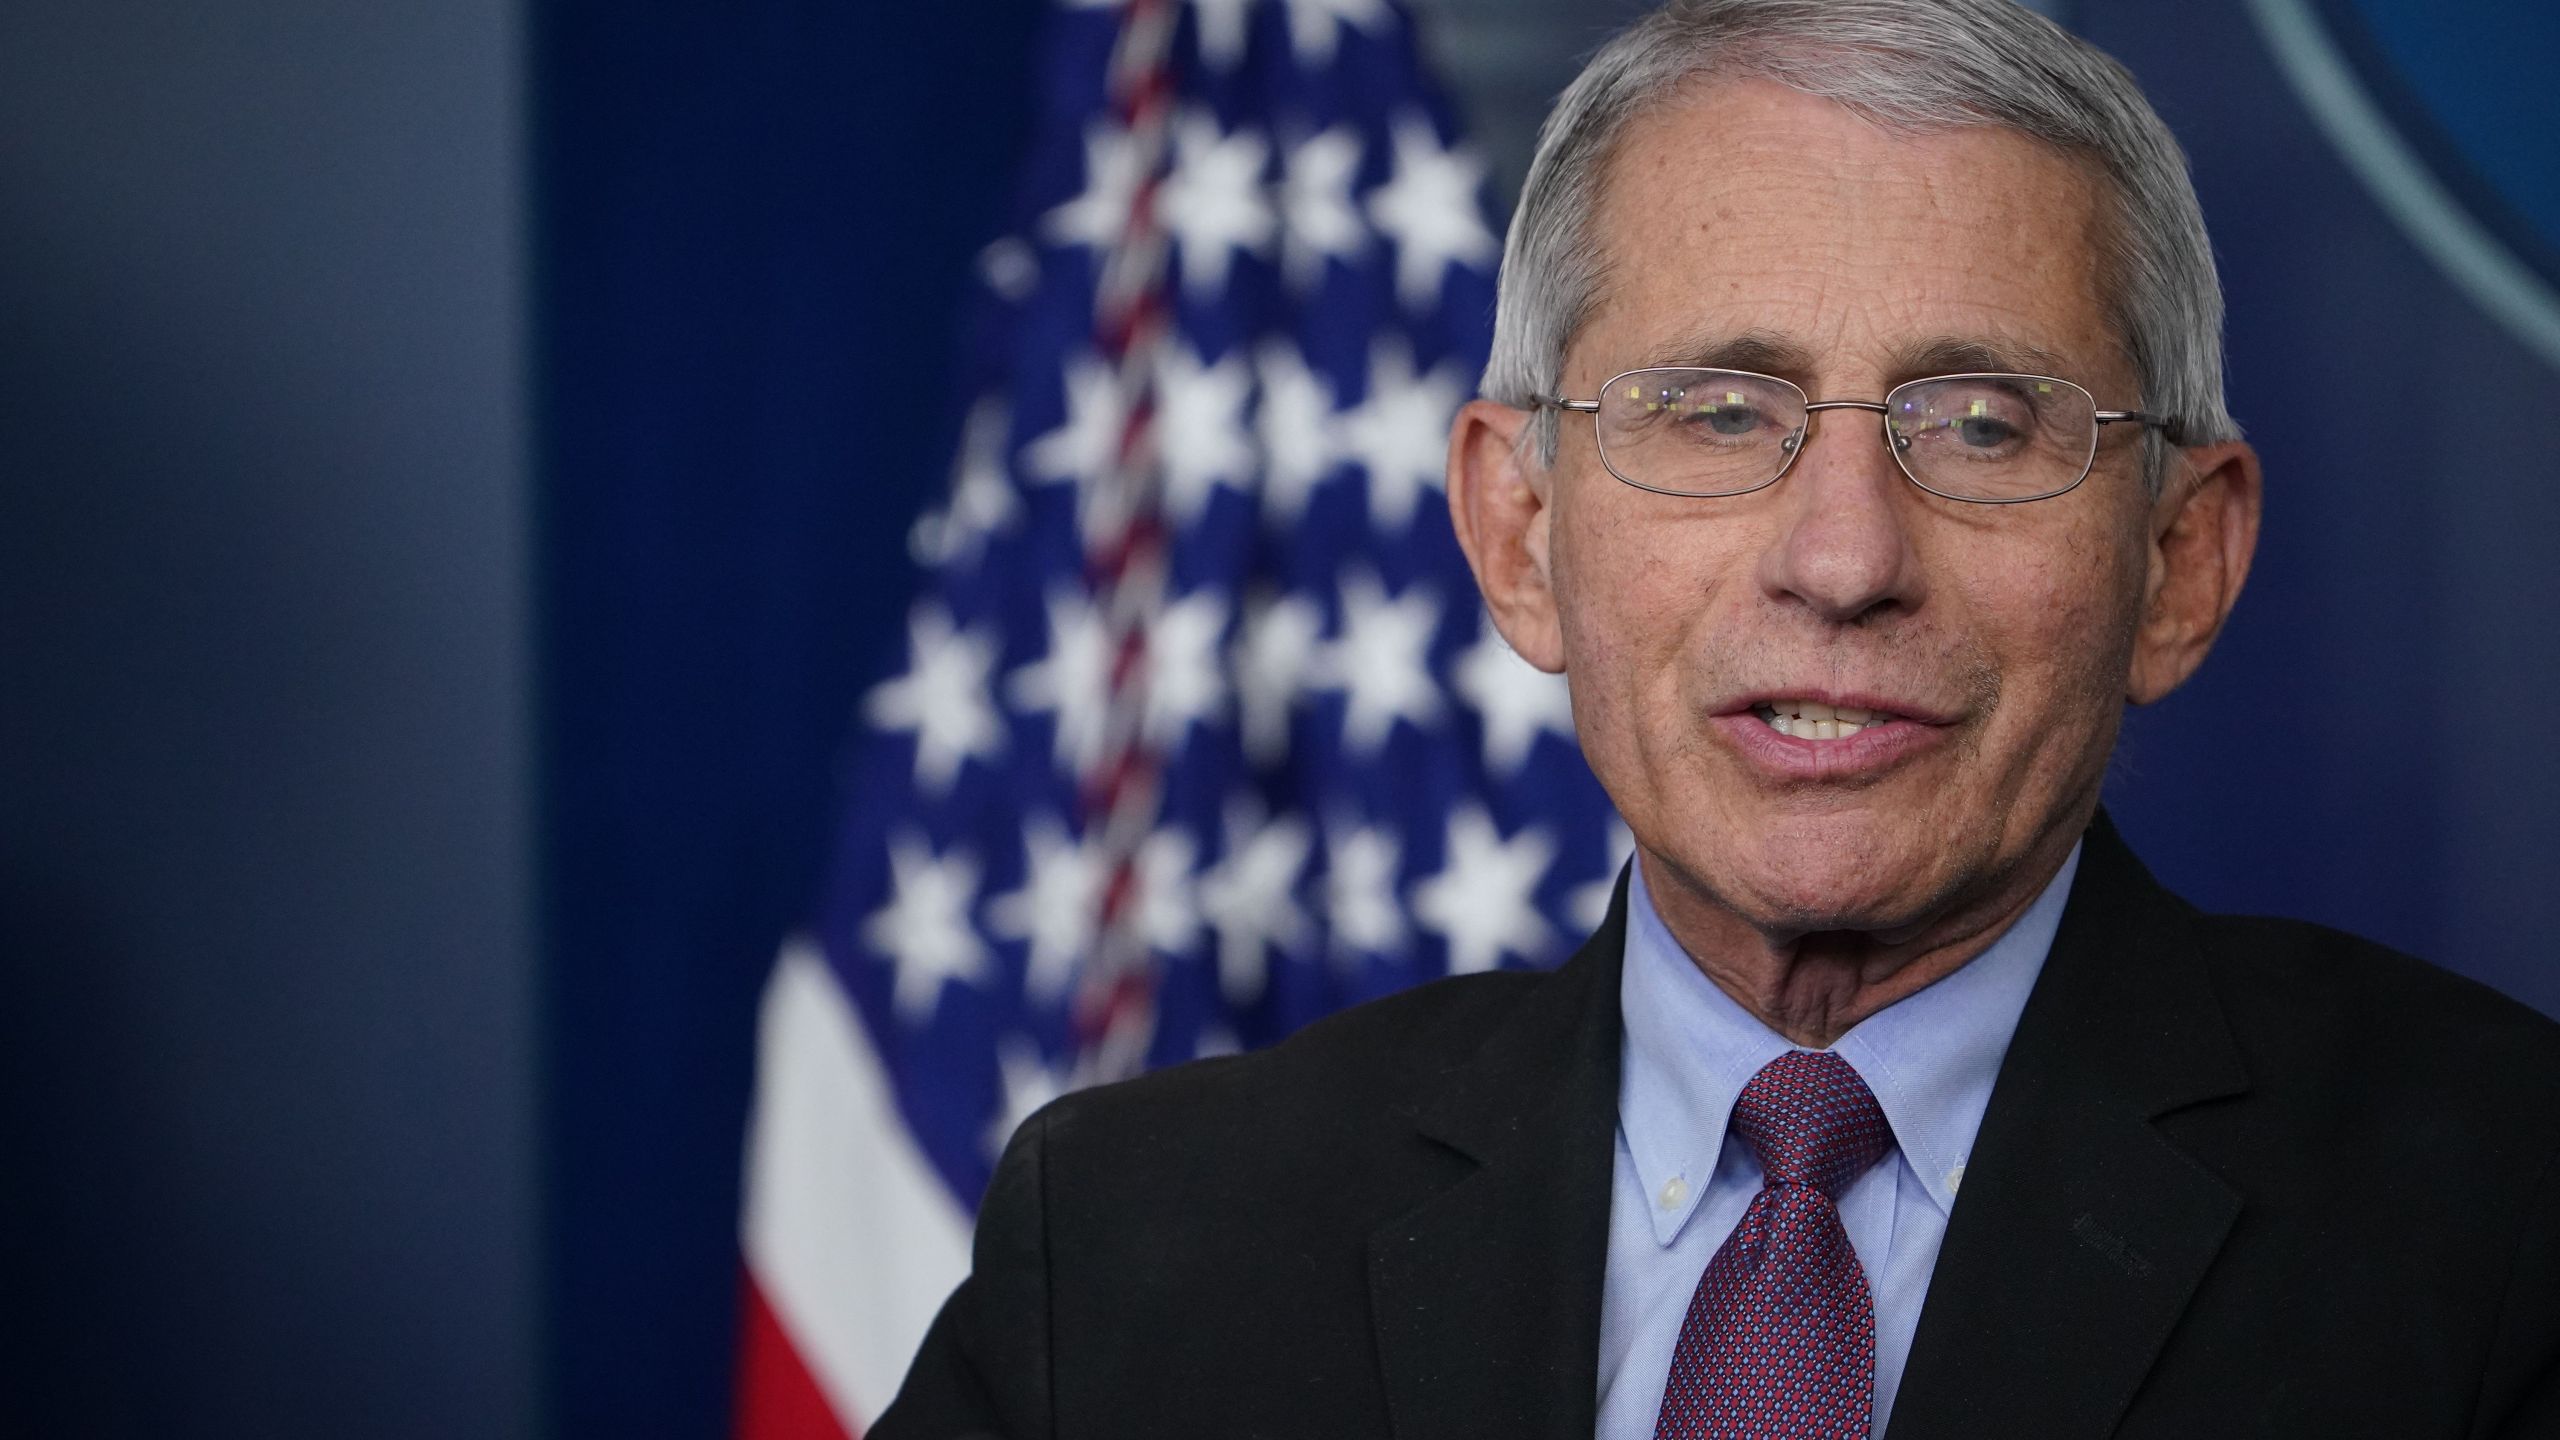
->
xmin=877 ymin=818 xmax=2560 ymax=1438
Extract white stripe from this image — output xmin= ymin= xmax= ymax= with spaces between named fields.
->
xmin=741 ymin=938 xmax=976 ymax=1428
xmin=2247 ymin=0 xmax=2560 ymax=372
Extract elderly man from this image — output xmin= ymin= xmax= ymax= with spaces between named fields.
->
xmin=877 ymin=1 xmax=2560 ymax=1436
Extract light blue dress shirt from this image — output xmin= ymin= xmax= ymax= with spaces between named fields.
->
xmin=1595 ymin=845 xmax=2079 ymax=1440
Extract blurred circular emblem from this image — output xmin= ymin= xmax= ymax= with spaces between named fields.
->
xmin=2248 ymin=0 xmax=2560 ymax=367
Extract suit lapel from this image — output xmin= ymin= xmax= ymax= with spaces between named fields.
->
xmin=1367 ymin=872 xmax=1628 ymax=1440
xmin=1887 ymin=815 xmax=2249 ymax=1440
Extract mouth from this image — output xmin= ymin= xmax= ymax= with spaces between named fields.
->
xmin=1749 ymin=698 xmax=1896 ymax=741
xmin=1714 ymin=691 xmax=1958 ymax=778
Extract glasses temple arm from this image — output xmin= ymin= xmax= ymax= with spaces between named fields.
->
xmin=2096 ymin=409 xmax=2187 ymax=445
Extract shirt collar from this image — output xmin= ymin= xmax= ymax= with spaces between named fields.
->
xmin=1616 ymin=843 xmax=2078 ymax=1246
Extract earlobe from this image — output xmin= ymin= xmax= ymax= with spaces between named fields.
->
xmin=1445 ymin=399 xmax=1567 ymax=672
xmin=2126 ymin=440 xmax=2262 ymax=705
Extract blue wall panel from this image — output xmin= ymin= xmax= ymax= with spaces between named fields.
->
xmin=0 ymin=2 xmax=534 ymax=1435
xmin=532 ymin=2 xmax=1044 ymax=1433
xmin=2087 ymin=0 xmax=2560 ymax=1017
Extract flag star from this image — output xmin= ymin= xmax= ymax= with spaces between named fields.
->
xmin=1339 ymin=337 xmax=1465 ymax=532
xmin=1234 ymin=589 xmax=1323 ymax=764
xmin=1366 ymin=111 xmax=1498 ymax=311
xmin=1453 ymin=619 xmax=1577 ymax=774
xmin=1572 ymin=814 xmax=1636 ymax=933
xmin=986 ymin=1039 xmax=1065 ymax=1162
xmin=1253 ymin=341 xmax=1340 ymax=528
xmin=1320 ymin=571 xmax=1443 ymax=754
xmin=976 ymin=234 xmax=1039 ymax=302
xmin=909 ymin=395 xmax=1020 ymax=568
xmin=1143 ymin=588 xmax=1232 ymax=748
xmin=1022 ymin=352 xmax=1124 ymax=542
xmin=1042 ymin=122 xmax=1143 ymax=253
xmin=1281 ymin=0 xmax=1392 ymax=65
xmin=1413 ymin=806 xmax=1558 ymax=975
xmin=864 ymin=605 xmax=1005 ymax=792
xmin=1278 ymin=126 xmax=1366 ymax=290
xmin=1136 ymin=826 xmax=1203 ymax=956
xmin=986 ymin=813 xmax=1101 ymax=1004
xmin=864 ymin=832 xmax=993 ymax=1023
xmin=1326 ymin=821 xmax=1405 ymax=961
xmin=1197 ymin=799 xmax=1313 ymax=1004
xmin=1159 ymin=110 xmax=1274 ymax=300
xmin=1008 ymin=588 xmax=1113 ymax=775
xmin=1187 ymin=0 xmax=1258 ymax=69
xmin=1156 ymin=342 xmax=1258 ymax=524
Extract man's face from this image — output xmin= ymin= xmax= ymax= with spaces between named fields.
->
xmin=1534 ymin=79 xmax=2164 ymax=941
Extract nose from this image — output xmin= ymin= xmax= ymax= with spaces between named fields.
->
xmin=1754 ymin=404 xmax=1929 ymax=625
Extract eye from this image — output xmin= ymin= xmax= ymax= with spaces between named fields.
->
xmin=1650 ymin=386 xmax=1776 ymax=441
xmin=1686 ymin=400 xmax=1765 ymax=437
xmin=1951 ymin=410 xmax=2019 ymax=448
xmin=1895 ymin=381 xmax=2038 ymax=458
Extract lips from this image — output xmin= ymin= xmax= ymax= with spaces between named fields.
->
xmin=1712 ymin=689 xmax=1961 ymax=778
xmin=1724 ymin=689 xmax=1961 ymax=731
xmin=1752 ymin=699 xmax=1886 ymax=741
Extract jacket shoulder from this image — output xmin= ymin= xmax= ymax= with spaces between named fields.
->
xmin=2190 ymin=910 xmax=2560 ymax=1072
xmin=1034 ymin=967 xmax=1545 ymax=1151
xmin=2180 ymin=909 xmax=2560 ymax=1158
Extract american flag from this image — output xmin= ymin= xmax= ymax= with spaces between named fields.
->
xmin=734 ymin=0 xmax=1623 ymax=1433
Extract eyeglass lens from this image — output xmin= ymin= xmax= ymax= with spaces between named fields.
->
xmin=1593 ymin=367 xmax=2102 ymax=502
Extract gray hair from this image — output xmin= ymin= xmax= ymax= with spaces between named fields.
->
xmin=1481 ymin=0 xmax=2240 ymax=489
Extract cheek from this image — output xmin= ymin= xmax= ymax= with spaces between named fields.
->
xmin=1972 ymin=516 xmax=2150 ymax=734
xmin=1550 ymin=498 xmax=1684 ymax=761
xmin=1550 ymin=525 xmax=1647 ymax=734
xmin=1550 ymin=498 xmax=1777 ymax=819
xmin=1551 ymin=499 xmax=1736 ymax=700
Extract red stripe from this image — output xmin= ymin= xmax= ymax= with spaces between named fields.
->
xmin=732 ymin=1267 xmax=859 ymax=1440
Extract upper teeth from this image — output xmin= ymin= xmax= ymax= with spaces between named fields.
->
xmin=1755 ymin=700 xmax=1884 ymax=740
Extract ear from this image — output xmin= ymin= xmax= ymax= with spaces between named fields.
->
xmin=2127 ymin=439 xmax=2261 ymax=705
xmin=1445 ymin=398 xmax=1566 ymax=672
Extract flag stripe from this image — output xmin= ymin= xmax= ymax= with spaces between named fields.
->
xmin=732 ymin=1269 xmax=861 ymax=1440
xmin=741 ymin=941 xmax=973 ymax=1428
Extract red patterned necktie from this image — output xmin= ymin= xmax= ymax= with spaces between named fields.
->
xmin=1654 ymin=1049 xmax=1895 ymax=1440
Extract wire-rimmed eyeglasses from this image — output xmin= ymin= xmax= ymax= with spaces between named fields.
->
xmin=1535 ymin=366 xmax=2177 ymax=504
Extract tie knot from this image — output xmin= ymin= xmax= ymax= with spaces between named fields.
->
xmin=1730 ymin=1050 xmax=1892 ymax=1198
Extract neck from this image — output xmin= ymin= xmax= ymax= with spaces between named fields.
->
xmin=1638 ymin=835 xmax=2077 ymax=1048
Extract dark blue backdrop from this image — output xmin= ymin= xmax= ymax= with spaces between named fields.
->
xmin=21 ymin=2 xmax=2552 ymax=1437
xmin=533 ymin=2 xmax=1044 ymax=1435
xmin=2088 ymin=0 xmax=2560 ymax=1015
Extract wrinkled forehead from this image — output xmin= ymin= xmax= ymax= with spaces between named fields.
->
xmin=1574 ymin=76 xmax=2127 ymax=391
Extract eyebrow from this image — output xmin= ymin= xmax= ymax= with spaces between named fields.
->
xmin=1887 ymin=334 xmax=2082 ymax=382
xmin=1626 ymin=330 xmax=2087 ymax=388
xmin=1637 ymin=328 xmax=1819 ymax=380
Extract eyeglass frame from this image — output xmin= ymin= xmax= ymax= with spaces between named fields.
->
xmin=1534 ymin=366 xmax=2180 ymax=505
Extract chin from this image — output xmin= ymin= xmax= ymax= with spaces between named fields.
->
xmin=1694 ymin=810 xmax=1961 ymax=935
xmin=1728 ymin=862 xmax=1939 ymax=936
